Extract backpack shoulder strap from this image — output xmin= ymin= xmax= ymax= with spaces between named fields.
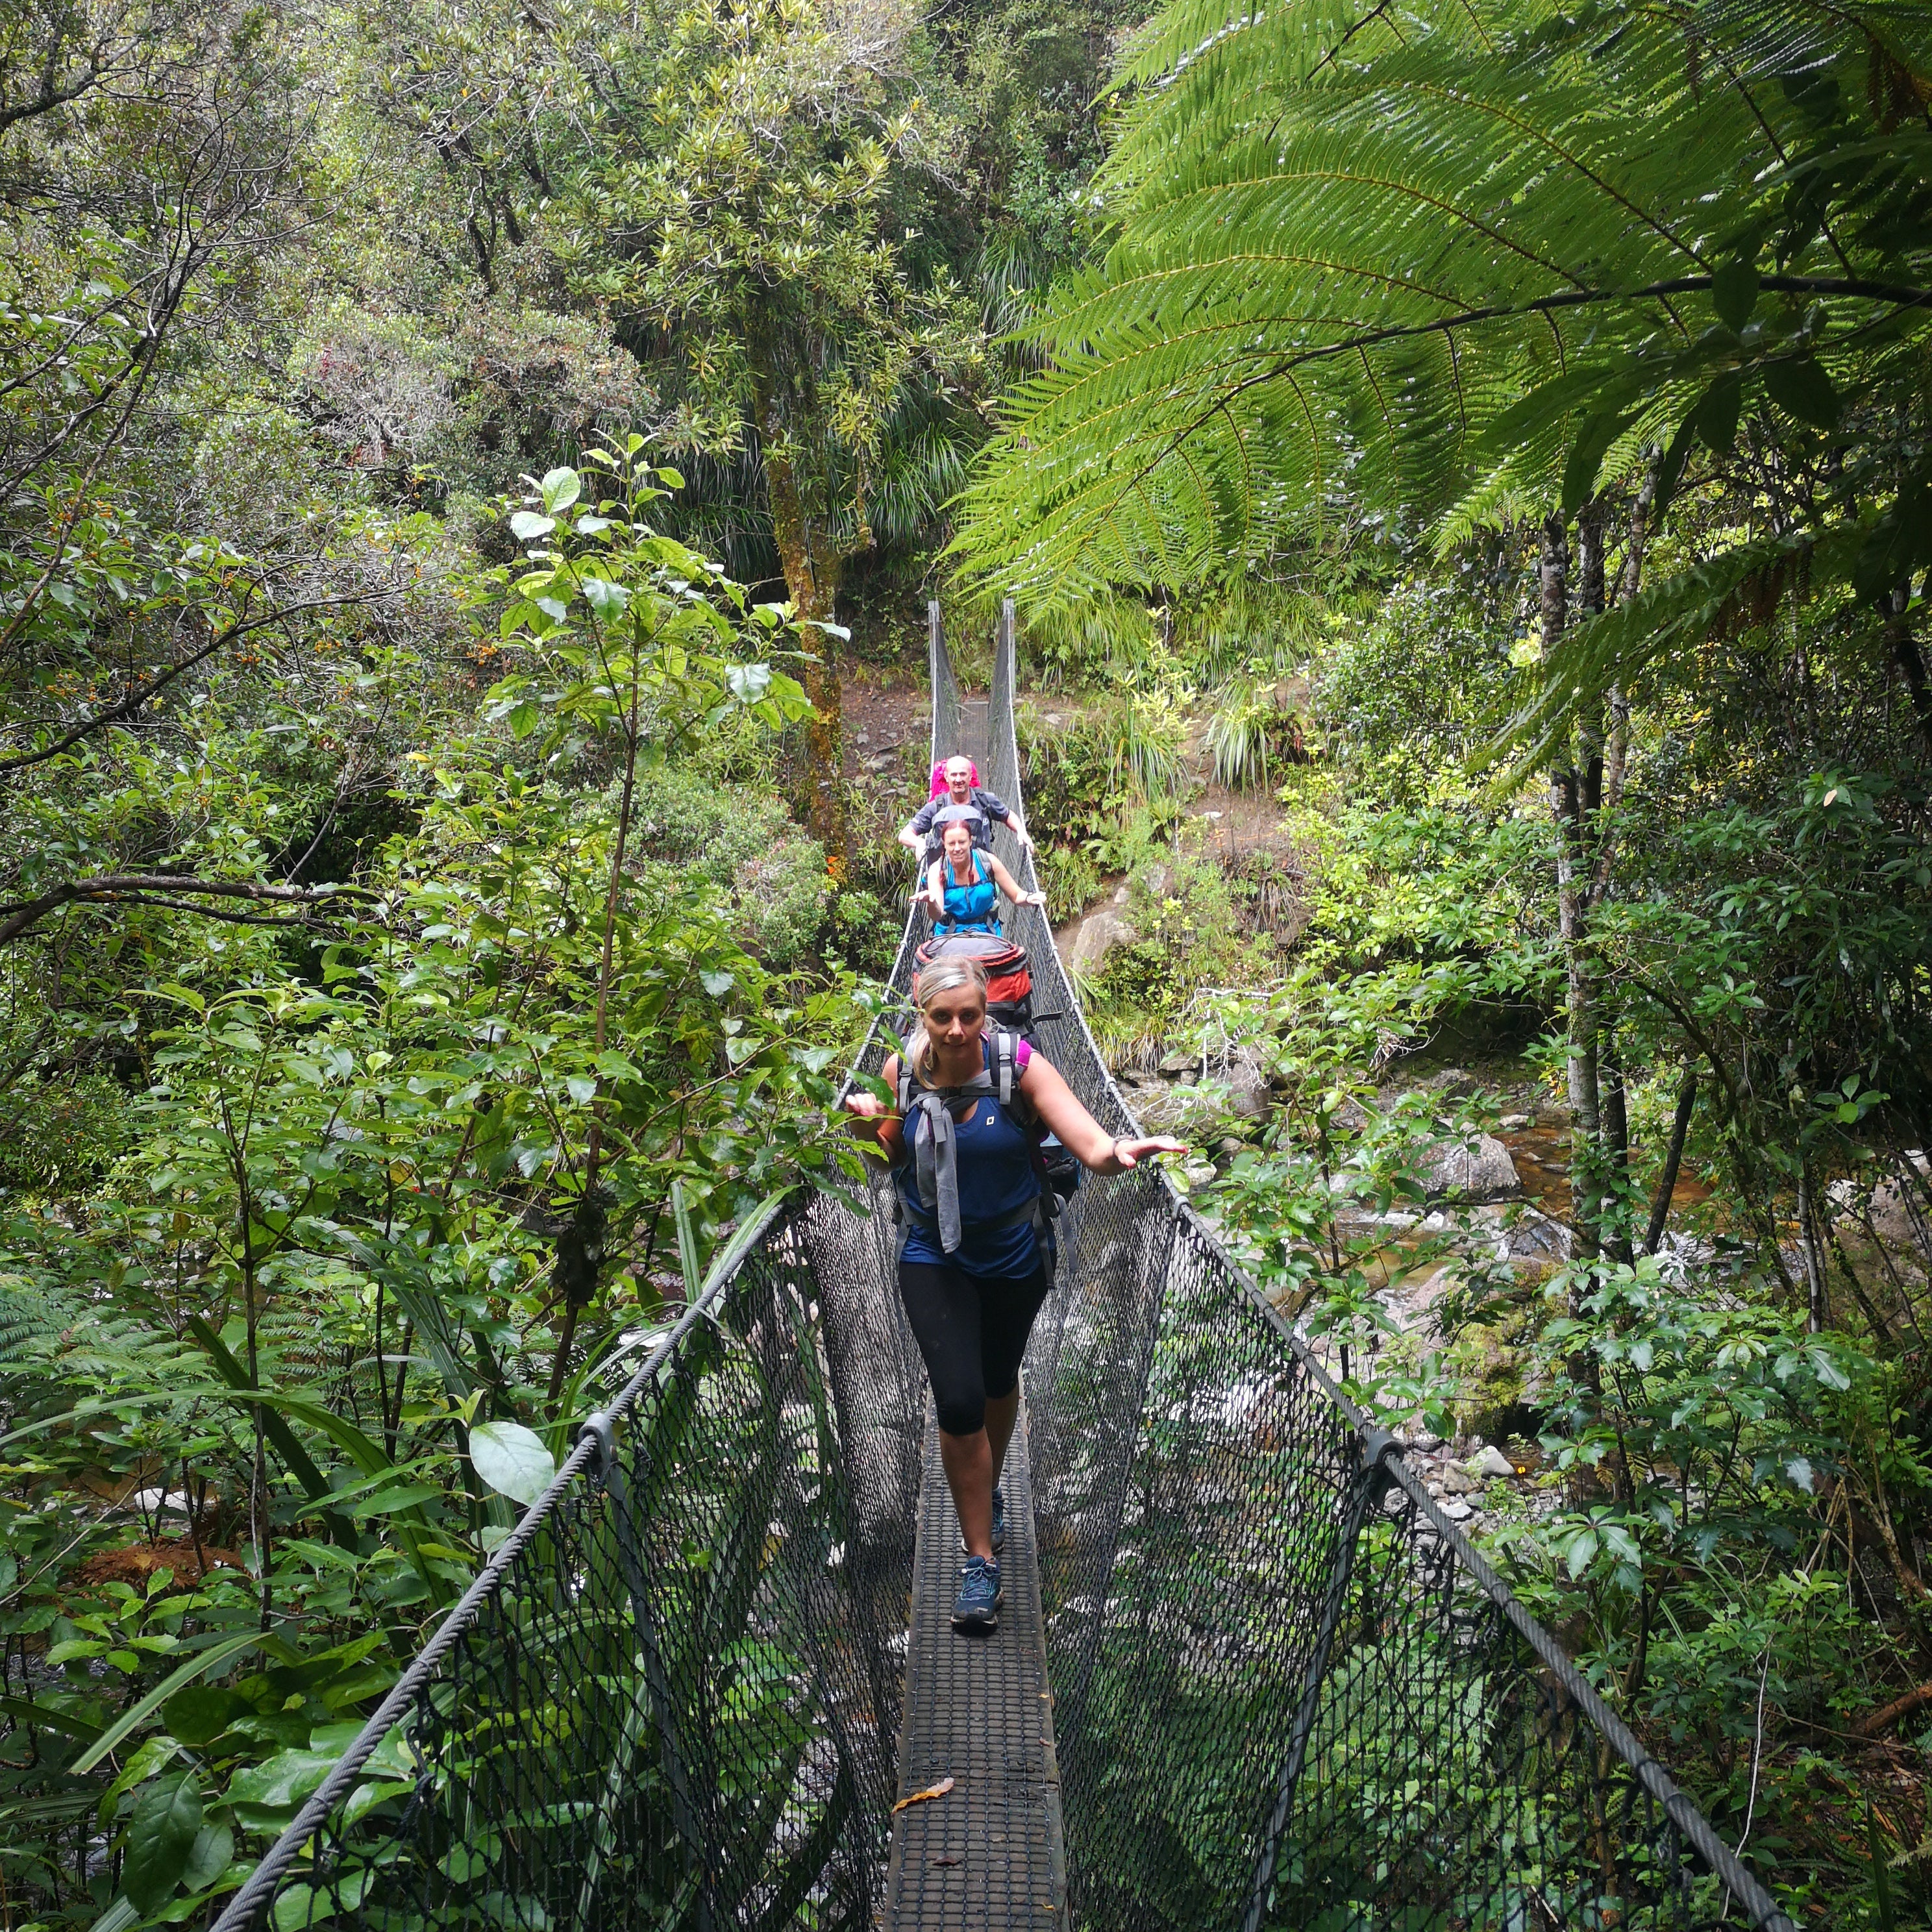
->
xmin=991 ymin=1030 xmax=1017 ymax=1106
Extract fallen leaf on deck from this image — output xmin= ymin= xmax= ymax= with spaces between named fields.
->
xmin=892 ymin=1776 xmax=955 ymax=1812
xmin=931 ymin=1855 xmax=961 ymax=1867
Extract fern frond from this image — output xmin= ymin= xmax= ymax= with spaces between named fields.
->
xmin=952 ymin=0 xmax=1932 ymax=610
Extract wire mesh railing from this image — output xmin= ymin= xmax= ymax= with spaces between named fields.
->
xmin=213 ymin=604 xmax=1792 ymax=1932
xmin=982 ymin=606 xmax=1792 ymax=1932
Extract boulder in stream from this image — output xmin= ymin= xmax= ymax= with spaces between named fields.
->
xmin=1422 ymin=1132 xmax=1522 ymax=1204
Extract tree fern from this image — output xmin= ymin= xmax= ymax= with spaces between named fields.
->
xmin=951 ymin=0 xmax=1932 ymax=656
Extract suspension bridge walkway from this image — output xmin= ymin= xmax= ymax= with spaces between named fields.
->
xmin=214 ymin=612 xmax=1792 ymax=1932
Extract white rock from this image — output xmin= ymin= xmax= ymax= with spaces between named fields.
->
xmin=1438 ymin=1498 xmax=1474 ymax=1523
xmin=1470 ymin=1444 xmax=1516 ymax=1480
xmin=1422 ymin=1133 xmax=1522 ymax=1204
xmin=1222 ymin=1045 xmax=1271 ymax=1120
xmin=1065 ymin=909 xmax=1139 ymax=976
xmin=1506 ymin=1208 xmax=1573 ymax=1261
xmin=1499 ymin=1111 xmax=1533 ymax=1132
xmin=127 ymin=1488 xmax=184 ymax=1515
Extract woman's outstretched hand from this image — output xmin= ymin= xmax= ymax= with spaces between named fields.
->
xmin=844 ymin=1091 xmax=887 ymax=1119
xmin=1109 ymin=1135 xmax=1187 ymax=1172
xmin=1023 ymin=890 xmax=1048 ymax=907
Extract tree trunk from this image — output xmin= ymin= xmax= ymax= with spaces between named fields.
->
xmin=1642 ymin=1071 xmax=1696 ymax=1256
xmin=1601 ymin=1028 xmax=1631 ymax=1264
xmin=1545 ymin=510 xmax=1603 ymax=1256
xmin=1798 ymin=1165 xmax=1828 ymax=1334
xmin=757 ymin=402 xmax=848 ymax=860
xmin=1884 ymin=580 xmax=1932 ymax=760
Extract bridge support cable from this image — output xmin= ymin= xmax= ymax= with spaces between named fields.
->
xmin=213 ymin=606 xmax=1794 ymax=1932
xmin=980 ymin=608 xmax=1794 ymax=1932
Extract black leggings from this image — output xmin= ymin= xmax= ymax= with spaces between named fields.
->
xmin=899 ymin=1260 xmax=1052 ymax=1437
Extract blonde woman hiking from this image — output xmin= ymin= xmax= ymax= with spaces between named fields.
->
xmin=844 ymin=955 xmax=1184 ymax=1631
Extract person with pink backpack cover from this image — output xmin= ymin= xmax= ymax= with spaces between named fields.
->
xmin=902 ymin=755 xmax=1032 ymax=864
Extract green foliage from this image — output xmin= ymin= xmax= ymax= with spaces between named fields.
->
xmin=1314 ymin=579 xmax=1522 ymax=801
xmin=0 ymin=457 xmax=867 ymax=1930
xmin=1019 ymin=656 xmax=1195 ymax=870
xmin=1081 ymin=854 xmax=1274 ymax=1052
xmin=1202 ymin=673 xmax=1304 ymax=791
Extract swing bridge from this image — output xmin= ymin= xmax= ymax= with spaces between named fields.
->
xmin=214 ymin=613 xmax=1793 ymax=1932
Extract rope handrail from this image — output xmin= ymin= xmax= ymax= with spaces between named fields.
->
xmin=210 ymin=606 xmax=1793 ymax=1932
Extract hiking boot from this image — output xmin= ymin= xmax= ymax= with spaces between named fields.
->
xmin=960 ymin=1485 xmax=1006 ymax=1557
xmin=951 ymin=1555 xmax=1001 ymax=1632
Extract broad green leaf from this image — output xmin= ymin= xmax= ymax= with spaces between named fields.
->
xmin=1711 ymin=259 xmax=1759 ymax=330
xmin=123 ymin=1770 xmax=203 ymax=1913
xmin=1692 ymin=370 xmax=1742 ymax=453
xmin=271 ymin=1868 xmax=373 ymax=1932
xmin=346 ymin=1483 xmax=445 ymax=1518
xmin=510 ymin=511 xmax=556 ymax=543
xmin=580 ymin=576 xmax=628 ymax=618
xmin=1763 ymin=354 xmax=1839 ymax=431
xmin=726 ymin=662 xmax=772 ymax=705
xmin=540 ymin=467 xmax=582 ymax=514
xmin=470 ymin=1421 xmax=556 ymax=1507
xmin=162 ymin=1685 xmax=252 ymax=1748
xmin=182 ymin=1822 xmax=232 ymax=1893
xmin=227 ymin=1748 xmax=338 ymax=1812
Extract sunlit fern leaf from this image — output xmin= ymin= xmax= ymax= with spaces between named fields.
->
xmin=950 ymin=0 xmax=1931 ymax=614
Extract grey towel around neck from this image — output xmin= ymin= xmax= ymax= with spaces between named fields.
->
xmin=908 ymin=1071 xmax=993 ymax=1252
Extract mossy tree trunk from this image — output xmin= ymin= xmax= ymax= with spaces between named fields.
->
xmin=752 ymin=343 xmax=848 ymax=861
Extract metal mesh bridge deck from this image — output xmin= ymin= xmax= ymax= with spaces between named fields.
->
xmin=885 ymin=1403 xmax=1064 ymax=1929
xmin=213 ymin=608 xmax=1794 ymax=1932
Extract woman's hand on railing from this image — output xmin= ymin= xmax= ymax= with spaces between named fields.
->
xmin=1106 ymin=1135 xmax=1187 ymax=1174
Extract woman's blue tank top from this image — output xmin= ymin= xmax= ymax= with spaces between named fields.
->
xmin=936 ymin=850 xmax=999 ymax=934
xmin=897 ymin=1038 xmax=1041 ymax=1276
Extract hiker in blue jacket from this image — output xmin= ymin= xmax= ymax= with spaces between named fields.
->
xmin=843 ymin=954 xmax=1184 ymax=1633
xmin=921 ymin=819 xmax=1044 ymax=936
